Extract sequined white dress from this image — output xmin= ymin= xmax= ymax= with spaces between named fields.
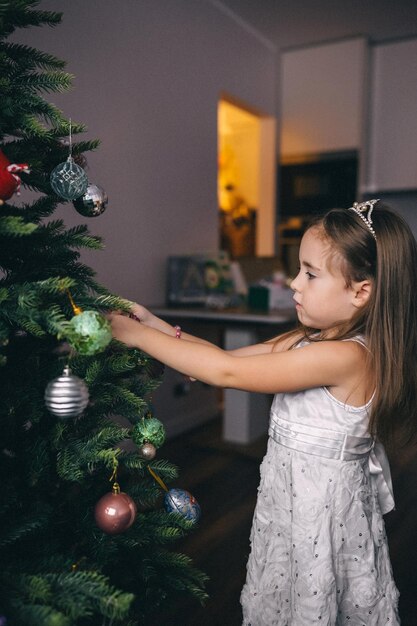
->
xmin=241 ymin=340 xmax=400 ymax=626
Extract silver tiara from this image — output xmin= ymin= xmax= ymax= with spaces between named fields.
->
xmin=348 ymin=199 xmax=379 ymax=240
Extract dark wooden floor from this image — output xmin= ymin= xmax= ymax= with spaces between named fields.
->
xmin=155 ymin=417 xmax=417 ymax=626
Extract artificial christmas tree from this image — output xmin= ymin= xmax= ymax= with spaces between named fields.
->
xmin=0 ymin=2 xmax=207 ymax=624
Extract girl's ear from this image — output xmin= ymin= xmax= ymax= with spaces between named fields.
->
xmin=352 ymin=280 xmax=372 ymax=309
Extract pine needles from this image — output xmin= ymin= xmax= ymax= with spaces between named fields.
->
xmin=0 ymin=2 xmax=208 ymax=624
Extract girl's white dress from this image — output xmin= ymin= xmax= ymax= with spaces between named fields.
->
xmin=241 ymin=339 xmax=400 ymax=625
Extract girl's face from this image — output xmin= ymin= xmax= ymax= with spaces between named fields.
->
xmin=290 ymin=227 xmax=358 ymax=331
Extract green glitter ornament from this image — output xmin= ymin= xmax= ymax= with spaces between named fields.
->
xmin=132 ymin=417 xmax=166 ymax=449
xmin=66 ymin=310 xmax=112 ymax=355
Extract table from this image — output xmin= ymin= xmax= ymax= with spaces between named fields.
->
xmin=152 ymin=306 xmax=296 ymax=444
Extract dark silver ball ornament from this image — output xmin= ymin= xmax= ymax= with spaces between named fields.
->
xmin=44 ymin=365 xmax=89 ymax=419
xmin=137 ymin=442 xmax=157 ymax=461
xmin=73 ymin=183 xmax=108 ymax=217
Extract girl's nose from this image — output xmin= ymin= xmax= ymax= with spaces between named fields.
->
xmin=290 ymin=274 xmax=300 ymax=292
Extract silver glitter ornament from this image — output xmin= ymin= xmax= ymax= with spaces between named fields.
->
xmin=50 ymin=156 xmax=88 ymax=201
xmin=45 ymin=365 xmax=89 ymax=419
xmin=73 ymin=183 xmax=108 ymax=217
xmin=137 ymin=442 xmax=157 ymax=461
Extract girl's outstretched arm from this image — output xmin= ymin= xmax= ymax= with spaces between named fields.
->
xmin=129 ymin=303 xmax=215 ymax=346
xmin=109 ymin=313 xmax=365 ymax=396
xmin=128 ymin=303 xmax=282 ymax=356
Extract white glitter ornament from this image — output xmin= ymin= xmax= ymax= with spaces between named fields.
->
xmin=50 ymin=119 xmax=88 ymax=200
xmin=50 ymin=156 xmax=88 ymax=201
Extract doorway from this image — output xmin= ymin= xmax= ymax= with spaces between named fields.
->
xmin=217 ymin=95 xmax=276 ymax=258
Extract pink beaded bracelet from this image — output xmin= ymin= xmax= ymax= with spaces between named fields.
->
xmin=174 ymin=325 xmax=182 ymax=339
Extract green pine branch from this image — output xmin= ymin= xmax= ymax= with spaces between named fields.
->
xmin=9 ymin=603 xmax=71 ymax=626
xmin=0 ymin=214 xmax=38 ymax=236
xmin=0 ymin=1 xmax=208 ymax=622
xmin=0 ymin=41 xmax=66 ymax=70
xmin=0 ymin=2 xmax=62 ymax=40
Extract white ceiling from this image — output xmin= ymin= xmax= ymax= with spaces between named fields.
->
xmin=218 ymin=0 xmax=417 ymax=50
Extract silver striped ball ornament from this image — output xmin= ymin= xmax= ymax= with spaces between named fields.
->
xmin=45 ymin=365 xmax=89 ymax=419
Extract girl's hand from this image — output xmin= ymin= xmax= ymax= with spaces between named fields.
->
xmin=109 ymin=312 xmax=140 ymax=348
xmin=129 ymin=302 xmax=180 ymax=337
xmin=129 ymin=303 xmax=153 ymax=325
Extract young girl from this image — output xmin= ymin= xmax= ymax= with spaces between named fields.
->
xmin=110 ymin=200 xmax=417 ymax=625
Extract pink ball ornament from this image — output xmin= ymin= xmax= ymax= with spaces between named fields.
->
xmin=94 ymin=486 xmax=137 ymax=535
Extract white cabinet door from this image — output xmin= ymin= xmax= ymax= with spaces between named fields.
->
xmin=366 ymin=38 xmax=417 ymax=193
xmin=281 ymin=37 xmax=367 ymax=159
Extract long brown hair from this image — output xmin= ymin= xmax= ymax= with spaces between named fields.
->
xmin=290 ymin=202 xmax=417 ymax=449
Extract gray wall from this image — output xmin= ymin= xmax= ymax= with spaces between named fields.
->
xmin=13 ymin=0 xmax=417 ymax=303
xmin=14 ymin=0 xmax=277 ymax=305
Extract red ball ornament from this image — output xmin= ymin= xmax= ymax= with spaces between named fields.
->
xmin=94 ymin=484 xmax=137 ymax=535
xmin=0 ymin=149 xmax=30 ymax=203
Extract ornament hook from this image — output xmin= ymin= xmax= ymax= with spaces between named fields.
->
xmin=66 ymin=289 xmax=82 ymax=315
xmin=109 ymin=457 xmax=119 ymax=485
xmin=148 ymin=465 xmax=169 ymax=492
xmin=68 ymin=118 xmax=72 ymax=158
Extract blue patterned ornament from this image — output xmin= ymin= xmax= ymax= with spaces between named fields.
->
xmin=164 ymin=488 xmax=201 ymax=523
xmin=50 ymin=156 xmax=88 ymax=200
